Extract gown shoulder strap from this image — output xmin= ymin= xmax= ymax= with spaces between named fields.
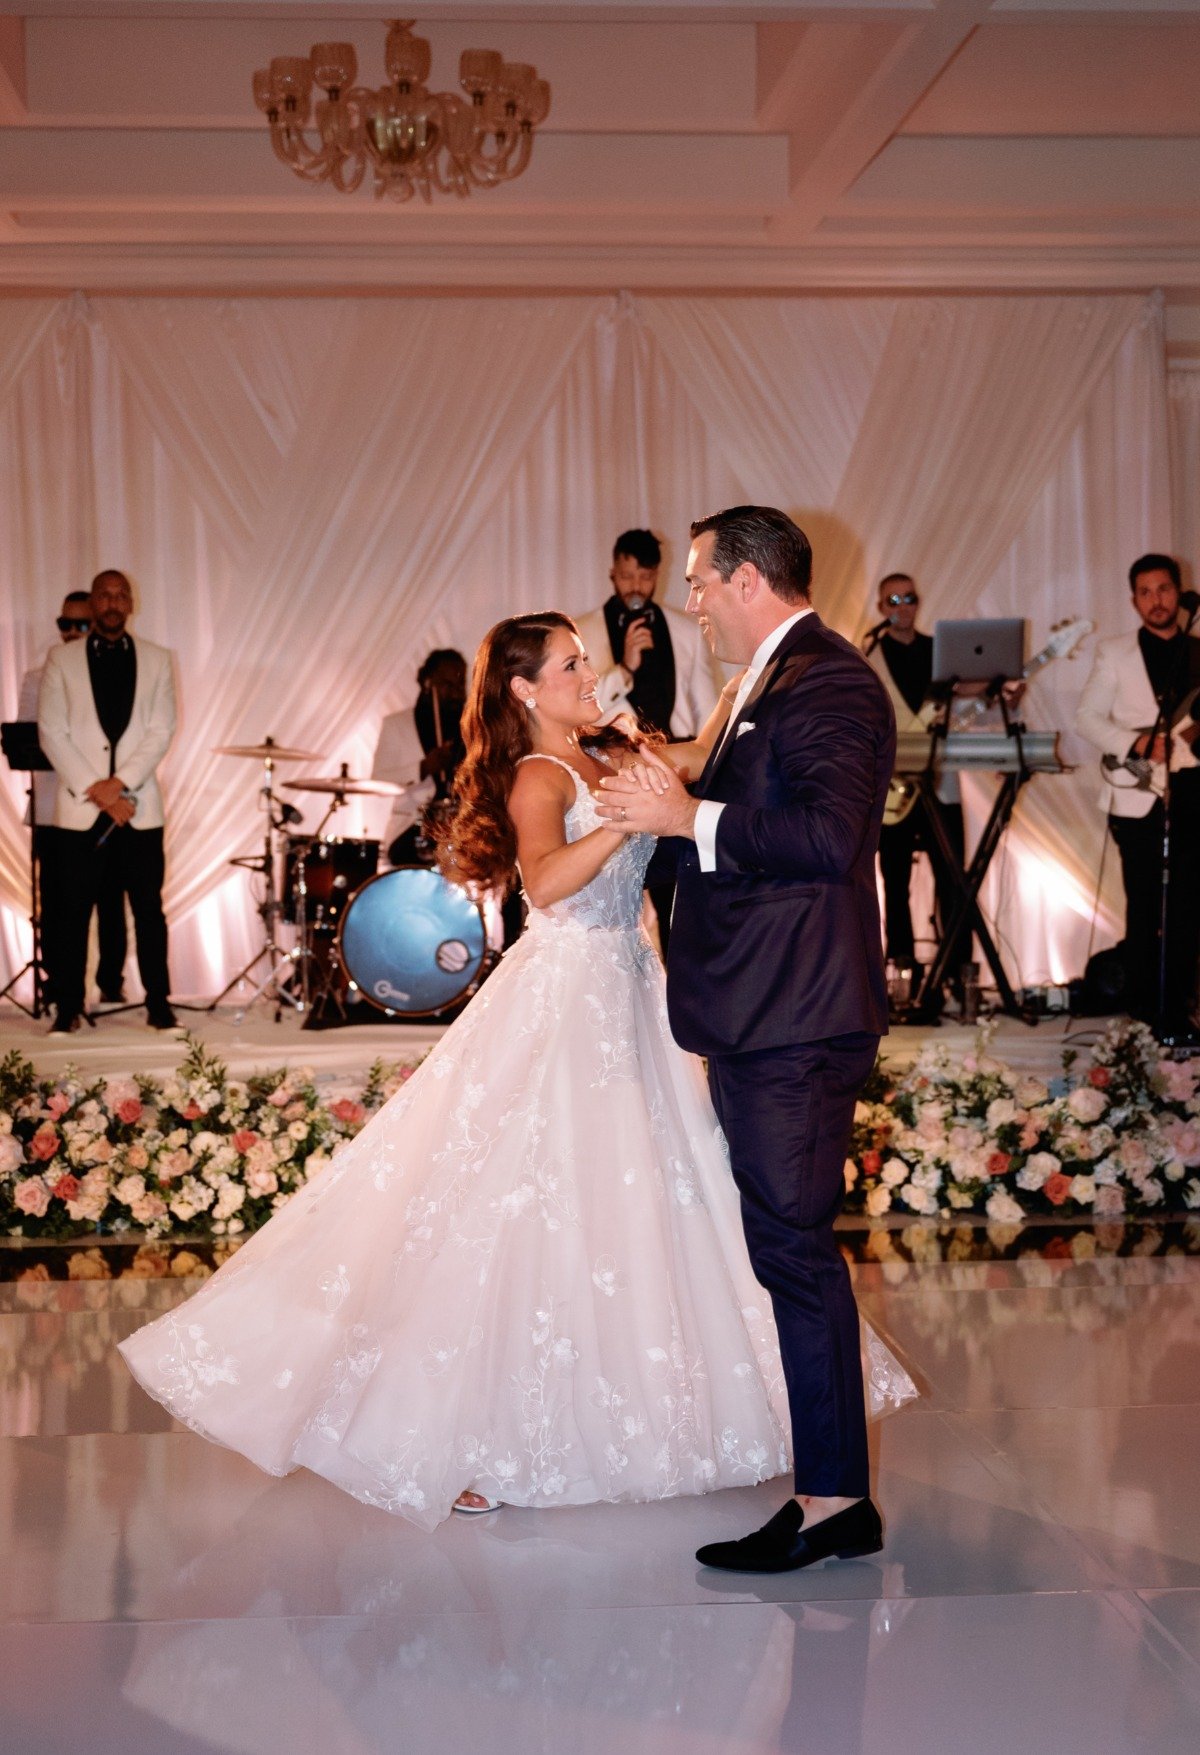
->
xmin=517 ymin=752 xmax=585 ymax=787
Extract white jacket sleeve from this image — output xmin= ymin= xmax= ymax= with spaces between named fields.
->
xmin=1075 ymin=643 xmax=1139 ymax=761
xmin=37 ymin=651 xmax=99 ymax=800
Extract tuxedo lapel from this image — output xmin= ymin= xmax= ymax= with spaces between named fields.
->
xmin=697 ymin=612 xmax=825 ymax=796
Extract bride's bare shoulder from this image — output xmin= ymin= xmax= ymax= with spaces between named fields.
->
xmin=509 ymin=755 xmax=576 ymax=809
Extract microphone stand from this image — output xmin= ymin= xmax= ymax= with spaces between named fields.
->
xmin=1152 ymin=596 xmax=1200 ymax=1048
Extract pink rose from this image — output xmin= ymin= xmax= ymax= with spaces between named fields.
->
xmin=0 ymin=1134 xmax=25 ymax=1176
xmin=1094 ymin=1183 xmax=1125 ymax=1217
xmin=115 ymin=1098 xmax=143 ymax=1126
xmin=50 ymin=1172 xmax=82 ymax=1202
xmin=29 ymin=1124 xmax=59 ymax=1162
xmin=14 ymin=1177 xmax=51 ymax=1217
xmin=1018 ymin=1124 xmax=1041 ymax=1151
xmin=180 ymin=1101 xmax=202 ymax=1121
xmin=267 ymin=1087 xmax=292 ymax=1108
xmin=232 ymin=1129 xmax=258 ymax=1154
xmin=46 ymin=1092 xmax=71 ymax=1120
xmin=329 ymin=1098 xmax=366 ymax=1127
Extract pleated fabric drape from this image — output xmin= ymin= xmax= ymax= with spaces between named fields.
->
xmin=0 ymin=291 xmax=1170 ymax=996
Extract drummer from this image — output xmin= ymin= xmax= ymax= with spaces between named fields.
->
xmin=372 ymin=649 xmax=467 ymax=866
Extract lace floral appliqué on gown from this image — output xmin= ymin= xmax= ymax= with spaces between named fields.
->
xmin=120 ymin=758 xmax=915 ymax=1528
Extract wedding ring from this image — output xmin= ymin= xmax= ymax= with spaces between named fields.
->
xmin=619 ymin=807 xmax=627 ymax=821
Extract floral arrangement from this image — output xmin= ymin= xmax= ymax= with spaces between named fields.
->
xmin=0 ymin=1037 xmax=424 ymax=1242
xmin=847 ymin=1018 xmax=1200 ymax=1224
xmin=1 ymin=1019 xmax=1197 ymax=1244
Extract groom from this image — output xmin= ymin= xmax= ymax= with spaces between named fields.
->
xmin=598 ymin=506 xmax=895 ymax=1572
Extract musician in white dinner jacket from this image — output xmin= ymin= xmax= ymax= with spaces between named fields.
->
xmin=37 ymin=569 xmax=178 ymax=1033
xmin=575 ymin=528 xmax=722 ymax=952
xmin=1075 ymin=553 xmax=1200 ymax=1029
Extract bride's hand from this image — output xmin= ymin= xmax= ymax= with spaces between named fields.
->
xmin=597 ymin=748 xmax=700 ymax=839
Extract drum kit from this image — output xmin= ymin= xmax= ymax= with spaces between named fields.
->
xmin=206 ymin=738 xmax=490 ymax=1026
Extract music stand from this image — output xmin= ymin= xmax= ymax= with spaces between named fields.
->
xmin=0 ymin=721 xmax=55 ymax=1019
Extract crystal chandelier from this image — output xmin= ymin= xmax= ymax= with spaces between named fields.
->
xmin=252 ymin=20 xmax=551 ymax=203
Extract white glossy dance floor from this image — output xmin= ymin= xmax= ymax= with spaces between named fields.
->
xmin=1 ymin=1228 xmax=1198 ymax=1754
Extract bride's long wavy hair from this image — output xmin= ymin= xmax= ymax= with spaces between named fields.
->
xmin=439 ymin=612 xmax=647 ymax=895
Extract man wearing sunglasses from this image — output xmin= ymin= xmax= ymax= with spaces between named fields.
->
xmin=863 ymin=572 xmax=970 ymax=1005
xmin=17 ymin=593 xmax=128 ymax=1013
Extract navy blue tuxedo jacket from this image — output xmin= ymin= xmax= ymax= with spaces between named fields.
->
xmin=666 ymin=611 xmax=895 ymax=1056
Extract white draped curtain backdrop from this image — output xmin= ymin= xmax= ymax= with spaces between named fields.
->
xmin=0 ymin=289 xmax=1174 ymax=1000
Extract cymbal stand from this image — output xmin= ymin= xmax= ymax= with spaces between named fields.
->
xmin=206 ymin=737 xmax=306 ymax=1022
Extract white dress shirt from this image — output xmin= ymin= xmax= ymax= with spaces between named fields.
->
xmin=694 ymin=608 xmax=812 ymax=872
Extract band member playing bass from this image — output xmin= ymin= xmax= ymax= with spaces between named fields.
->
xmin=1076 ymin=553 xmax=1200 ymax=1033
xmin=862 ymin=574 xmax=971 ymax=1003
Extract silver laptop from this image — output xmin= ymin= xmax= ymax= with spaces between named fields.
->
xmin=932 ymin=618 xmax=1026 ymax=685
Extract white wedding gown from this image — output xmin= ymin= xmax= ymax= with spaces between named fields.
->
xmin=120 ymin=756 xmax=915 ymax=1529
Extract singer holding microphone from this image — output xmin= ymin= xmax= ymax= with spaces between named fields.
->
xmin=37 ymin=570 xmax=178 ymax=1033
xmin=575 ymin=528 xmax=722 ymax=950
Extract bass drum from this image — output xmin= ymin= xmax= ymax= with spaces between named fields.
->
xmin=336 ymin=866 xmax=488 ymax=1018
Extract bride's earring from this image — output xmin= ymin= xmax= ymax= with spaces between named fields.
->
xmin=523 ymin=697 xmax=536 ymax=711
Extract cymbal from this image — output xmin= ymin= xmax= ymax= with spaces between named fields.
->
xmin=282 ymin=774 xmax=407 ymax=797
xmin=215 ymin=740 xmax=322 ymax=762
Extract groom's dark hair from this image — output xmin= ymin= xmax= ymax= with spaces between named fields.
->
xmin=690 ymin=506 xmax=812 ymax=604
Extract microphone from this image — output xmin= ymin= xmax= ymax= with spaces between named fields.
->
xmin=863 ymin=615 xmax=893 ymax=652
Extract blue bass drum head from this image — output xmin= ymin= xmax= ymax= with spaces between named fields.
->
xmin=337 ymin=867 xmax=487 ymax=1016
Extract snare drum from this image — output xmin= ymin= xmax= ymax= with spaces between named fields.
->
xmin=336 ymin=866 xmax=487 ymax=1017
xmin=282 ymin=836 xmax=380 ymax=927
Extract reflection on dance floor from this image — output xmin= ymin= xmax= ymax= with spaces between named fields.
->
xmin=1 ymin=1233 xmax=1197 ymax=1753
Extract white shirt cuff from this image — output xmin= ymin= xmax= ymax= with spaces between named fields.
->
xmin=694 ymin=799 xmax=725 ymax=872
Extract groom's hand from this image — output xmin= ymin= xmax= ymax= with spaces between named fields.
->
xmin=596 ymin=747 xmax=700 ymax=840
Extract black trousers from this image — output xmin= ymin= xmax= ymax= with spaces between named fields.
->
xmin=878 ymin=794 xmax=969 ymax=977
xmin=35 ymin=826 xmax=127 ymax=1007
xmin=1109 ymin=771 xmax=1200 ymax=1026
xmin=707 ymin=1031 xmax=879 ymax=1498
xmin=54 ymin=824 xmax=170 ymax=1017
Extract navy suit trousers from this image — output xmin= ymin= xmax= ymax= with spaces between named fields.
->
xmin=707 ymin=1031 xmax=879 ymax=1497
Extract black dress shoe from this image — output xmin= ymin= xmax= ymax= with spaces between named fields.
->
xmin=146 ymin=1004 xmax=179 ymax=1030
xmin=97 ymin=987 xmax=126 ymax=1005
xmin=49 ymin=1010 xmax=81 ymax=1035
xmin=696 ymin=1498 xmax=883 ymax=1574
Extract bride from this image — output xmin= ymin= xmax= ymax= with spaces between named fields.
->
xmin=120 ymin=612 xmax=913 ymax=1529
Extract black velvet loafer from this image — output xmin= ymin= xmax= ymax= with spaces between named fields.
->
xmin=696 ymin=1497 xmax=883 ymax=1573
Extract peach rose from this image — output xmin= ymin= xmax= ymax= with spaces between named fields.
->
xmin=232 ymin=1129 xmax=258 ymax=1154
xmin=46 ymin=1091 xmax=71 ymax=1120
xmin=29 ymin=1124 xmax=60 ymax=1162
xmin=14 ymin=1177 xmax=50 ymax=1216
xmin=328 ymin=1098 xmax=366 ymax=1127
xmin=1043 ymin=1172 xmax=1072 ymax=1206
xmin=50 ymin=1172 xmax=82 ymax=1202
xmin=115 ymin=1098 xmax=143 ymax=1126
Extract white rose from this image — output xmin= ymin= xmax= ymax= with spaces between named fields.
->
xmin=288 ymin=1120 xmax=309 ymax=1141
xmin=881 ymin=1157 xmax=909 ymax=1187
xmin=1092 ymin=1155 xmax=1122 ymax=1186
xmin=1164 ymin=1158 xmax=1185 ymax=1183
xmin=165 ymin=1128 xmax=188 ymax=1150
xmin=1067 ymin=1087 xmax=1108 ymax=1124
xmin=190 ymin=1131 xmax=220 ymax=1158
xmin=1015 ymin=1078 xmax=1049 ymax=1108
xmin=1068 ymin=1173 xmax=1095 ymax=1205
xmin=1016 ymin=1150 xmax=1059 ymax=1193
xmin=986 ymin=1098 xmax=1017 ymax=1128
xmin=274 ymin=1135 xmax=295 ymax=1161
xmin=115 ymin=1173 xmax=147 ymax=1206
xmin=865 ymin=1185 xmax=892 ymax=1217
xmin=947 ymin=1185 xmax=975 ymax=1208
xmin=900 ymin=1183 xmax=938 ymax=1215
xmin=986 ymin=1188 xmax=1025 ymax=1226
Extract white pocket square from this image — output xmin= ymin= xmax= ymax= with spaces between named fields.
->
xmin=735 ymin=721 xmax=756 ymax=737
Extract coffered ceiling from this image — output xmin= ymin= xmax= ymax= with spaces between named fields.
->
xmin=0 ymin=1 xmax=1198 ymax=291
